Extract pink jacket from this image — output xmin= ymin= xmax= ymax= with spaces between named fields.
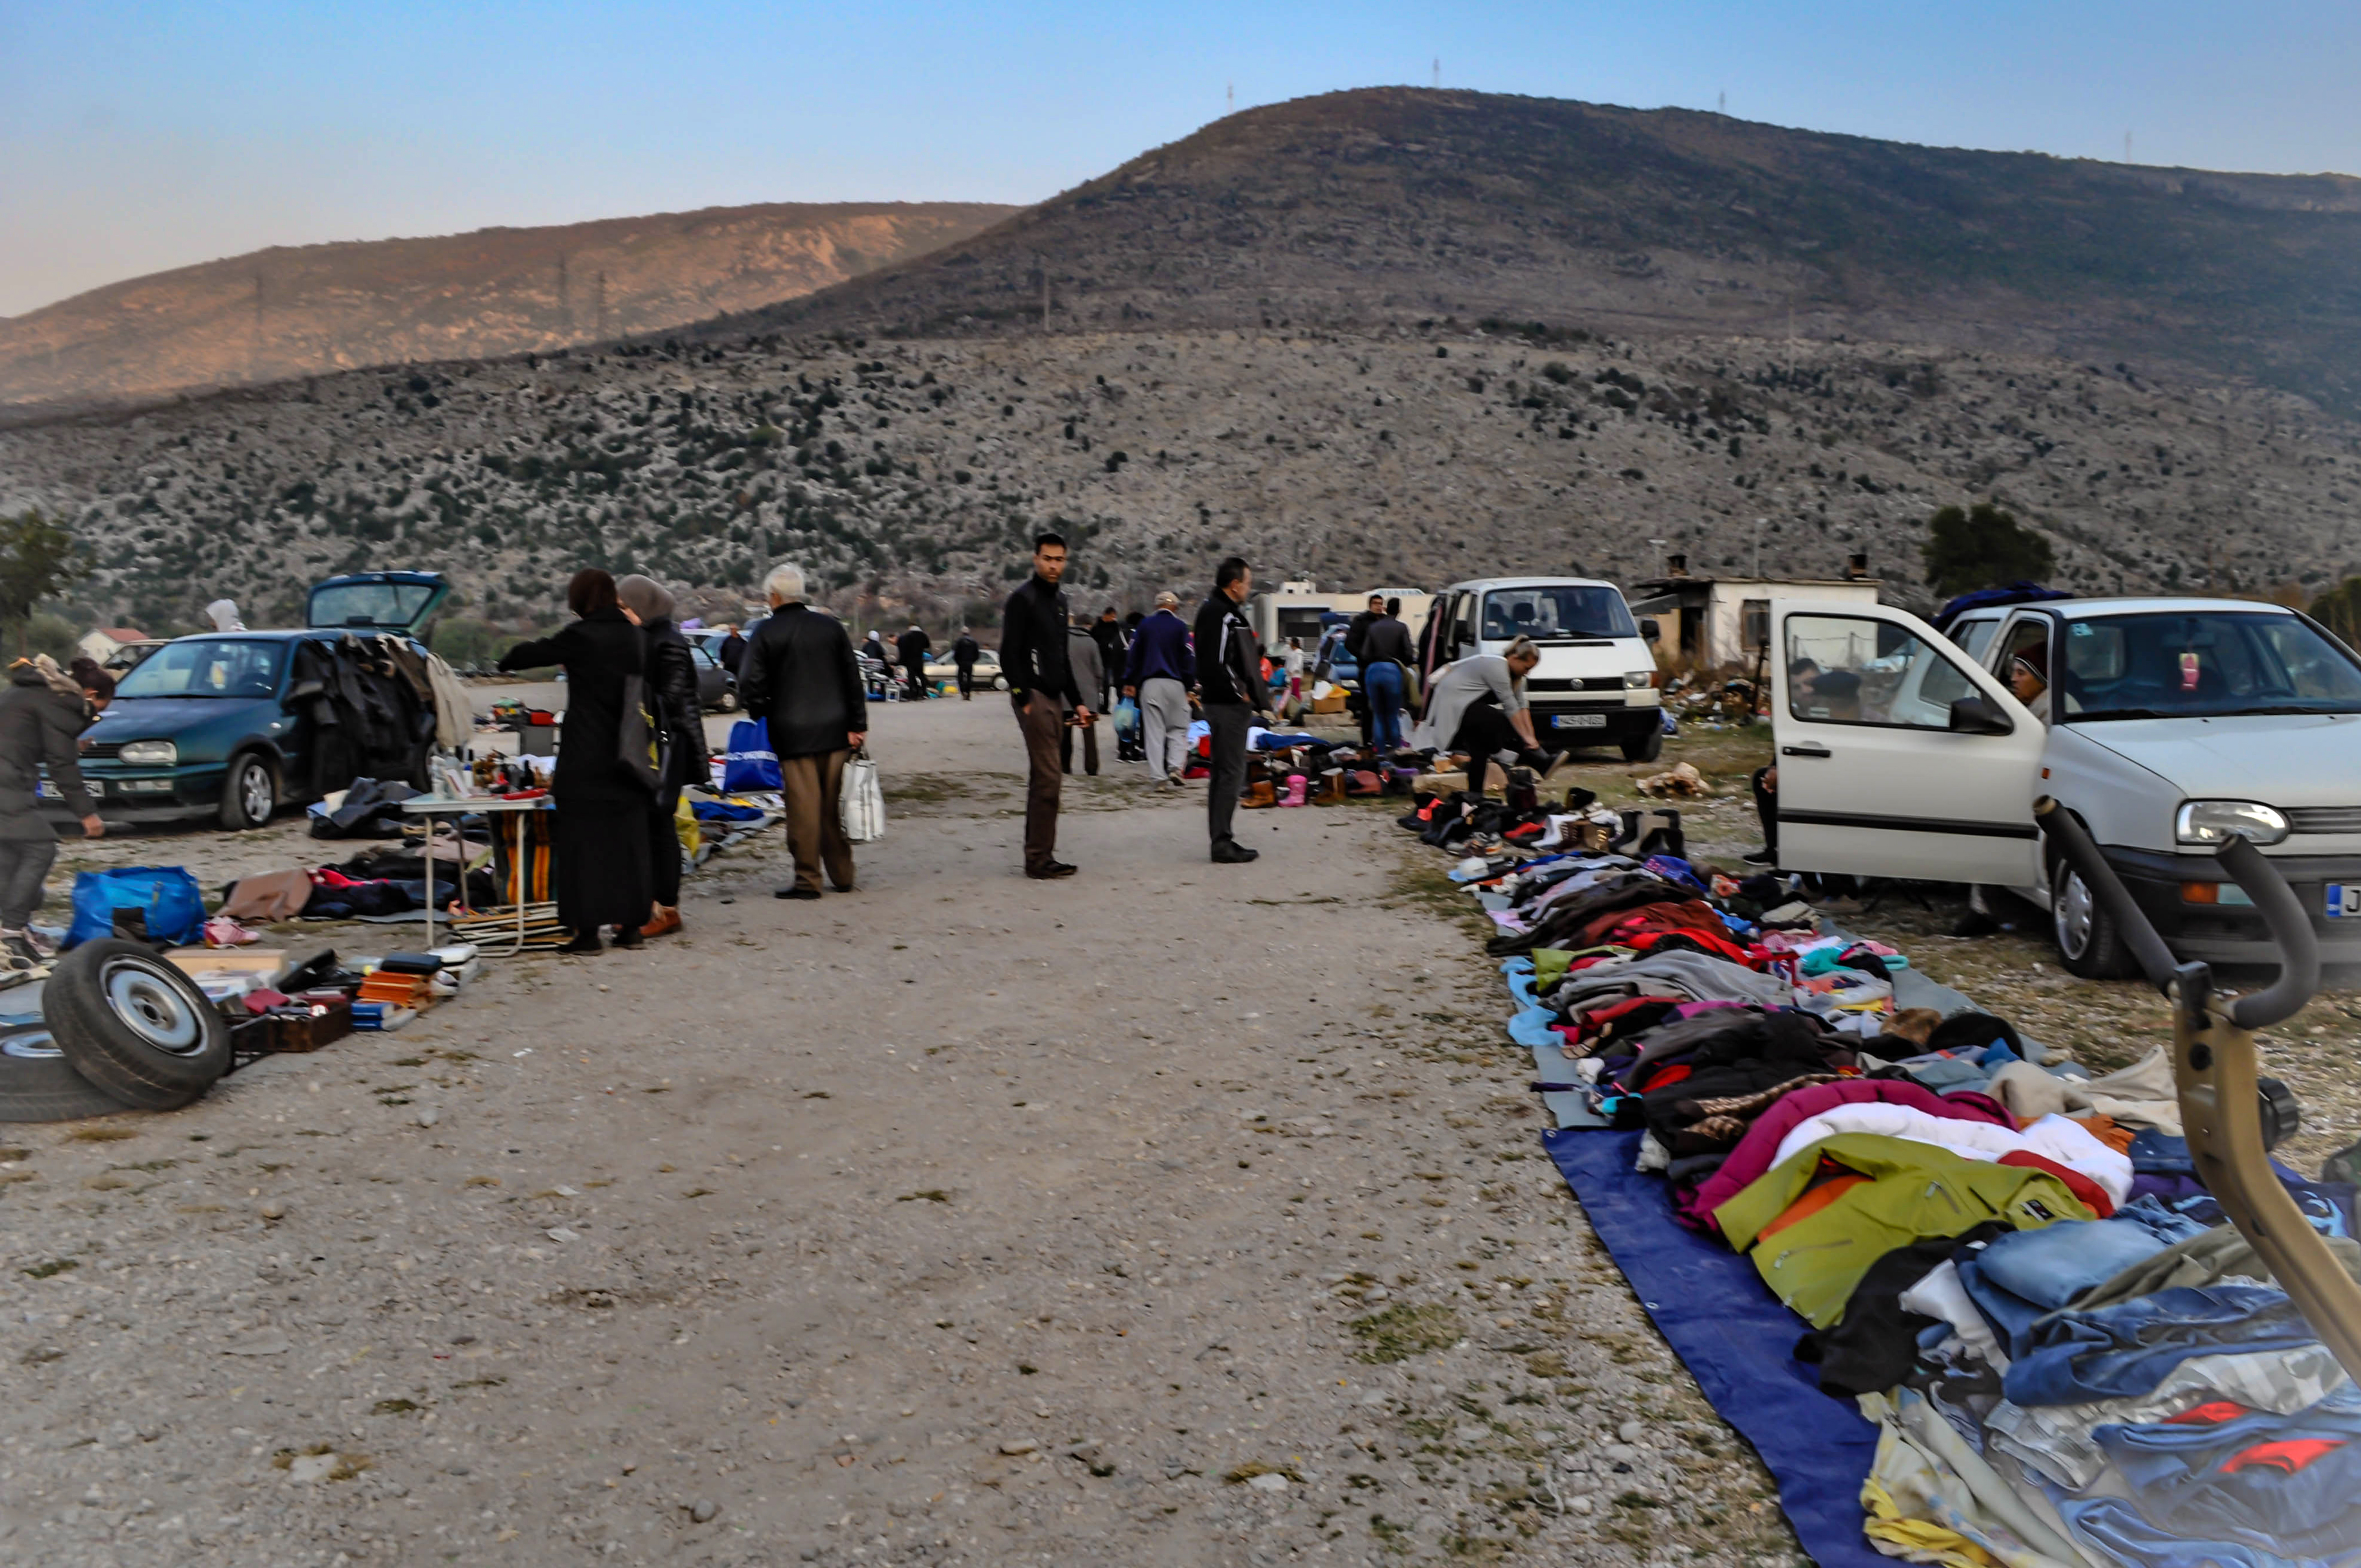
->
xmin=1676 ymin=1079 xmax=2012 ymax=1233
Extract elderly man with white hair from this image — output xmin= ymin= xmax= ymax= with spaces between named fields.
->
xmin=735 ymin=563 xmax=868 ymax=900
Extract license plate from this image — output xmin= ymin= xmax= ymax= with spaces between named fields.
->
xmin=1551 ymin=712 xmax=1607 ymax=730
xmin=34 ymin=780 xmax=61 ymax=801
xmin=2329 ymin=885 xmax=2360 ymax=919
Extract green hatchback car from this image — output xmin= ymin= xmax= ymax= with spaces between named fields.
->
xmin=53 ymin=573 xmax=449 ymax=830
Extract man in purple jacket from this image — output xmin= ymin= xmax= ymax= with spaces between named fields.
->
xmin=1122 ymin=590 xmax=1197 ymax=786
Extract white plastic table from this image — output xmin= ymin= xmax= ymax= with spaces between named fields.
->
xmin=398 ymin=794 xmax=554 ymax=955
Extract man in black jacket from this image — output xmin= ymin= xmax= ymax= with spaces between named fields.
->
xmin=895 ymin=624 xmax=932 ymax=703
xmin=737 ymin=563 xmax=868 ymax=900
xmin=1000 ymin=533 xmax=1088 ymax=878
xmin=1343 ymin=591 xmax=1384 ymax=744
xmin=950 ymin=628 xmax=981 ymax=700
xmin=1090 ymin=606 xmax=1126 ymax=714
xmin=1193 ymin=556 xmax=1272 ymax=864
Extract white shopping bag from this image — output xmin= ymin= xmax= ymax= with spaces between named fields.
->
xmin=840 ymin=747 xmax=886 ymax=844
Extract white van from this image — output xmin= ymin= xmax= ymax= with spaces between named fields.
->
xmin=1768 ymin=595 xmax=2361 ymax=977
xmin=1426 ymin=578 xmax=1665 ymax=762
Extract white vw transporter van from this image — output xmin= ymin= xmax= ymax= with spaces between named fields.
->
xmin=1769 ymin=595 xmax=2361 ymax=977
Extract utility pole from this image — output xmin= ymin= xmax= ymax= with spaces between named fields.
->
xmin=1718 ymin=90 xmax=1726 ymax=114
xmin=1227 ymin=81 xmax=1234 ymax=113
xmin=1755 ymin=516 xmax=1767 ymax=579
xmin=1432 ymin=57 xmax=1440 ymax=89
xmin=2124 ymin=130 xmax=2133 ymax=163
xmin=1040 ymin=256 xmax=1050 ymax=332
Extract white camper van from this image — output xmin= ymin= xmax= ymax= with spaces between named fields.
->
xmin=1424 ymin=578 xmax=1665 ymax=761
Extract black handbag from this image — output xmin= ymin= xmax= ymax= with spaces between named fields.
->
xmin=616 ymin=674 xmax=662 ymax=794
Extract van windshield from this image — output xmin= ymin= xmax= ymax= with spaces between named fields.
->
xmin=2059 ymin=611 xmax=2361 ymax=720
xmin=1480 ymin=587 xmax=1636 ymax=642
xmin=114 ymin=639 xmax=284 ymax=700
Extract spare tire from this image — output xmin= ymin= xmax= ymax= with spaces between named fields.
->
xmin=48 ymin=940 xmax=229 ymax=1111
xmin=0 ymin=1027 xmax=135 ymax=1123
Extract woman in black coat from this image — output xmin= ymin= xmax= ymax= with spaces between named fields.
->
xmin=616 ymin=574 xmax=710 ymax=937
xmin=497 ymin=569 xmax=653 ymax=954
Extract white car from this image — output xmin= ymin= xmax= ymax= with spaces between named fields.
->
xmin=1426 ymin=577 xmax=1665 ymax=761
xmin=1769 ymin=595 xmax=2361 ymax=977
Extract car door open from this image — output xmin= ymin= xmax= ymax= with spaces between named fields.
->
xmin=1771 ymin=600 xmax=2047 ymax=885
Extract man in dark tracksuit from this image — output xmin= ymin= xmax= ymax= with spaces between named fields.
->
xmin=1193 ymin=556 xmax=1272 ymax=865
xmin=951 ymin=629 xmax=981 ymax=700
xmin=0 ymin=658 xmax=107 ymax=965
xmin=1000 ymin=534 xmax=1089 ymax=879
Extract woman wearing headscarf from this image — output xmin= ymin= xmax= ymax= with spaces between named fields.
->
xmin=498 ymin=569 xmax=653 ymax=954
xmin=615 ymin=575 xmax=710 ymax=937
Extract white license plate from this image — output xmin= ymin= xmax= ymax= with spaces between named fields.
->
xmin=34 ymin=780 xmax=61 ymax=800
xmin=2328 ymin=884 xmax=2359 ymax=919
xmin=1551 ymin=712 xmax=1608 ymax=730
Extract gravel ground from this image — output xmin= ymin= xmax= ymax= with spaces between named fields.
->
xmin=0 ymin=697 xmax=1808 ymax=1568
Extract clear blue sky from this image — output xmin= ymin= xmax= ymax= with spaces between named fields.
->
xmin=3 ymin=0 xmax=2357 ymax=317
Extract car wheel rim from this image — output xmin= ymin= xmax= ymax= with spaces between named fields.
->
xmin=241 ymin=766 xmax=272 ymax=822
xmin=101 ymin=961 xmax=205 ymax=1056
xmin=2054 ymin=867 xmax=2095 ymax=958
xmin=0 ymin=1028 xmax=61 ymax=1060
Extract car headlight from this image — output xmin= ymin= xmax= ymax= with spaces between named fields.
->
xmin=1623 ymin=669 xmax=1656 ymax=690
xmin=2175 ymin=799 xmax=2289 ymax=846
xmin=116 ymin=740 xmax=177 ymax=767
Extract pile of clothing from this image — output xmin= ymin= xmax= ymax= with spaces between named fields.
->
xmin=1402 ymin=793 xmax=2361 ymax=1568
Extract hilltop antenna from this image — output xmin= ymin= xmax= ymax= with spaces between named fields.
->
xmin=1227 ymin=81 xmax=1234 ymax=113
xmin=1718 ymin=90 xmax=1726 ymax=114
xmin=1432 ymin=57 xmax=1440 ymax=89
xmin=2124 ymin=130 xmax=2133 ymax=164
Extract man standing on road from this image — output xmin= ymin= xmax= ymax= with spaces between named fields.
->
xmin=1091 ymin=606 xmax=1126 ymax=714
xmin=951 ymin=627 xmax=981 ymax=701
xmin=1000 ymin=533 xmax=1089 ymax=879
xmin=1344 ymin=591 xmax=1384 ymax=744
xmin=1195 ymin=556 xmax=1271 ymax=865
xmin=1062 ymin=616 xmax=1106 ymax=778
xmin=737 ymin=564 xmax=867 ymax=900
xmin=716 ymin=622 xmax=747 ymax=677
xmin=896 ymin=624 xmax=932 ymax=703
xmin=1123 ymin=590 xmax=1196 ymax=785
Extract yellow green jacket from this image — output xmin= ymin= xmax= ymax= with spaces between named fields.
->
xmin=1716 ymin=1132 xmax=2094 ymax=1327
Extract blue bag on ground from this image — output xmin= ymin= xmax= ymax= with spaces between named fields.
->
xmin=721 ymin=718 xmax=782 ymax=793
xmin=66 ymin=866 xmax=206 ymax=949
xmin=1114 ymin=698 xmax=1140 ymax=740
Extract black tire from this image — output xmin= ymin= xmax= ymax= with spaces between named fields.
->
xmin=715 ymin=688 xmax=740 ymax=714
xmin=405 ymin=739 xmax=433 ymax=792
xmin=0 ymin=1028 xmax=135 ymax=1123
xmin=48 ymin=940 xmax=229 ymax=1111
xmin=217 ymin=752 xmax=276 ymax=830
xmin=1620 ymin=725 xmax=1665 ymax=763
xmin=2051 ymin=855 xmax=2140 ymax=979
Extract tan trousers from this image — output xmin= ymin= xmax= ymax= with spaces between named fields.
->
xmin=778 ymin=750 xmax=855 ymax=893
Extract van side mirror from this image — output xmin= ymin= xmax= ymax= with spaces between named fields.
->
xmin=1949 ymin=696 xmax=2014 ymax=736
xmin=1639 ymin=618 xmax=1661 ymax=644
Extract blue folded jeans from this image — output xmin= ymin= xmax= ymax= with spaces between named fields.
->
xmin=1979 ymin=1198 xmax=2207 ymax=1310
xmin=2059 ymin=1495 xmax=2331 ymax=1568
xmin=2097 ymin=1386 xmax=2361 ymax=1545
xmin=2004 ymin=1284 xmax=2317 ymax=1406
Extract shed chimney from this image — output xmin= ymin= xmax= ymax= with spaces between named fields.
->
xmin=1666 ymin=552 xmax=1689 ymax=578
xmin=1844 ymin=552 xmax=1869 ymax=581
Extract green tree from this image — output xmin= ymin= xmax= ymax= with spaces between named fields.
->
xmin=1920 ymin=501 xmax=2057 ymax=598
xmin=2312 ymin=578 xmax=2361 ymax=648
xmin=0 ymin=512 xmax=87 ymax=656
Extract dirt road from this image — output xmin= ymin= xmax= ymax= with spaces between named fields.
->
xmin=0 ymin=695 xmax=1790 ymax=1567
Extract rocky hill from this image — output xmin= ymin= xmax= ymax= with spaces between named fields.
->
xmin=0 ymin=201 xmax=1014 ymax=411
xmin=3 ymin=91 xmax=2358 ymax=638
xmin=730 ymin=89 xmax=2361 ymax=419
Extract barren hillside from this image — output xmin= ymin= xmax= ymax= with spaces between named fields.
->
xmin=4 ymin=325 xmax=2354 ymax=636
xmin=731 ymin=89 xmax=2361 ymax=418
xmin=5 ymin=89 xmax=2359 ymax=633
xmin=0 ymin=201 xmax=1014 ymax=410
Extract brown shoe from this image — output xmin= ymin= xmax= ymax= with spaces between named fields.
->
xmin=640 ymin=904 xmax=681 ymax=938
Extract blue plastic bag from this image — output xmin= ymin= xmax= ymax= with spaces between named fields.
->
xmin=66 ymin=866 xmax=206 ymax=950
xmin=720 ymin=718 xmax=782 ymax=793
xmin=1114 ymin=697 xmax=1140 ymax=740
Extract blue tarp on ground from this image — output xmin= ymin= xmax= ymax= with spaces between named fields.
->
xmin=1541 ymin=1126 xmax=1890 ymax=1568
